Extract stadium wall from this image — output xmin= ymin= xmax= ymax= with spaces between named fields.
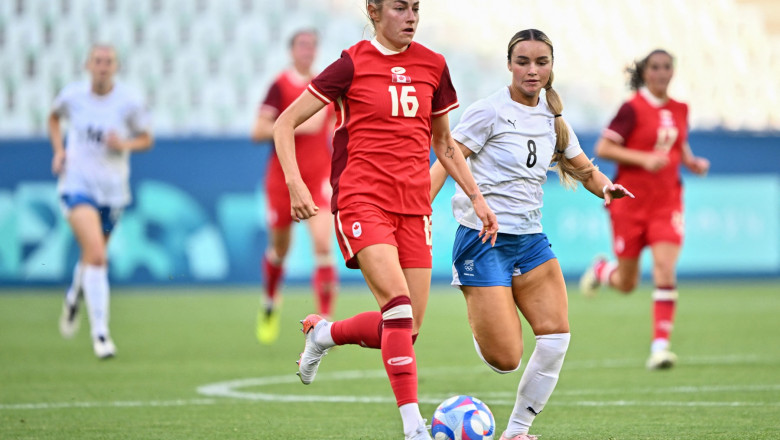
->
xmin=0 ymin=132 xmax=778 ymax=287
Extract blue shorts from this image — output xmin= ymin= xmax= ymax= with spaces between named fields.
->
xmin=60 ymin=193 xmax=123 ymax=234
xmin=451 ymin=225 xmax=556 ymax=287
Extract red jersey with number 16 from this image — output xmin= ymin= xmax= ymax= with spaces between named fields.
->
xmin=603 ymin=90 xmax=689 ymax=191
xmin=308 ymin=40 xmax=459 ymax=215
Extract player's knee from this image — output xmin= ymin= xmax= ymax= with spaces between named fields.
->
xmin=83 ymin=248 xmax=107 ymax=266
xmin=532 ymin=319 xmax=570 ymax=336
xmin=474 ymin=337 xmax=522 ymax=374
xmin=614 ymin=277 xmax=638 ymax=293
xmin=653 ymin=261 xmax=677 ymax=282
xmin=485 ymin=353 xmax=522 ymax=374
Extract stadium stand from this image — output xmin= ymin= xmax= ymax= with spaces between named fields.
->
xmin=0 ymin=0 xmax=778 ymax=136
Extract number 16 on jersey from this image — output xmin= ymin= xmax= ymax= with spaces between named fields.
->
xmin=388 ymin=85 xmax=419 ymax=118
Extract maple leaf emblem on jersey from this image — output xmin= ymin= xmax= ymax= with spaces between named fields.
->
xmin=391 ymin=66 xmax=411 ymax=84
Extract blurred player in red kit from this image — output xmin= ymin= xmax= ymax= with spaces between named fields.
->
xmin=580 ymin=49 xmax=710 ymax=369
xmin=251 ymin=29 xmax=337 ymax=344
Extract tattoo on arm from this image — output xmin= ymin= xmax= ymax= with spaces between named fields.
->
xmin=445 ymin=145 xmax=454 ymax=159
xmin=468 ymin=193 xmax=477 ymax=201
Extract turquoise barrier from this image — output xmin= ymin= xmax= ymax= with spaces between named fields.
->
xmin=1 ymin=136 xmax=778 ymax=285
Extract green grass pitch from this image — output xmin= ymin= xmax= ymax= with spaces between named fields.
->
xmin=1 ymin=281 xmax=778 ymax=439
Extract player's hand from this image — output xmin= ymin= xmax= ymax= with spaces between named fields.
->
xmin=687 ymin=157 xmax=710 ymax=176
xmin=51 ymin=151 xmax=66 ymax=175
xmin=643 ymin=152 xmax=669 ymax=172
xmin=602 ymin=183 xmax=635 ymax=206
xmin=287 ymin=179 xmax=319 ymax=222
xmin=471 ymin=194 xmax=498 ymax=246
xmin=106 ymin=132 xmax=125 ymax=151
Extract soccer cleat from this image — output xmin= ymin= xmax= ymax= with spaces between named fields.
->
xmin=405 ymin=421 xmax=432 ymax=440
xmin=499 ymin=433 xmax=539 ymax=440
xmin=256 ymin=305 xmax=281 ymax=345
xmin=296 ymin=314 xmax=329 ymax=385
xmin=93 ymin=335 xmax=116 ymax=359
xmin=59 ymin=299 xmax=81 ymax=339
xmin=646 ymin=349 xmax=677 ymax=370
xmin=579 ymin=256 xmax=607 ymax=298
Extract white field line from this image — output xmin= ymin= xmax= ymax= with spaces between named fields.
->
xmin=2 ymin=355 xmax=779 ymax=411
xmin=0 ymin=399 xmax=218 ymax=410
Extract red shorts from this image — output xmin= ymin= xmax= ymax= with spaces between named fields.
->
xmin=334 ymin=202 xmax=432 ymax=269
xmin=608 ymin=185 xmax=684 ymax=258
xmin=266 ymin=160 xmax=331 ymax=229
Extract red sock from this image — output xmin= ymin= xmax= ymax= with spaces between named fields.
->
xmin=313 ymin=265 xmax=338 ymax=318
xmin=331 ymin=311 xmax=383 ymax=348
xmin=381 ymin=296 xmax=417 ymax=407
xmin=652 ymin=286 xmax=677 ymax=341
xmin=262 ymin=255 xmax=284 ymax=303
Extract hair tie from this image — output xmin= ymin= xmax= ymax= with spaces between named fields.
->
xmin=555 ymin=149 xmax=565 ymax=154
xmin=553 ymin=114 xmax=562 ymax=118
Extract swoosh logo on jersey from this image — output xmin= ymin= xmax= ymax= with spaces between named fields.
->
xmin=387 ymin=356 xmax=413 ymax=366
xmin=391 ymin=66 xmax=406 ymax=74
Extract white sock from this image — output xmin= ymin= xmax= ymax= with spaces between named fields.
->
xmin=313 ymin=321 xmax=335 ymax=348
xmin=505 ymin=333 xmax=570 ymax=437
xmin=65 ymin=262 xmax=84 ymax=305
xmin=651 ymin=338 xmax=670 ymax=353
xmin=399 ymin=402 xmax=424 ymax=436
xmin=83 ymin=264 xmax=110 ymax=339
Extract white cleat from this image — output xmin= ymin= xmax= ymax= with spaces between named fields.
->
xmin=296 ymin=314 xmax=329 ymax=385
xmin=405 ymin=421 xmax=432 ymax=440
xmin=579 ymin=256 xmax=606 ymax=298
xmin=93 ymin=335 xmax=116 ymax=359
xmin=646 ymin=349 xmax=677 ymax=370
xmin=59 ymin=300 xmax=81 ymax=339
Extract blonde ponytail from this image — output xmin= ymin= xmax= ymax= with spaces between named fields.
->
xmin=545 ymin=74 xmax=596 ymax=189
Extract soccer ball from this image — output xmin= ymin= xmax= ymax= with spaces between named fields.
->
xmin=431 ymin=395 xmax=496 ymax=440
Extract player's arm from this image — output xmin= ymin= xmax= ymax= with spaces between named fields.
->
xmin=681 ymin=142 xmax=710 ymax=175
xmin=252 ymin=105 xmax=327 ymax=142
xmin=569 ymin=152 xmax=634 ymax=205
xmin=106 ymin=131 xmax=154 ymax=152
xmin=274 ymin=90 xmax=326 ymax=221
xmin=594 ymin=136 xmax=668 ymax=172
xmin=430 ymin=140 xmax=471 ymax=202
xmin=431 ymin=114 xmax=498 ymax=245
xmin=48 ymin=111 xmax=66 ymax=175
xmin=251 ymin=108 xmax=277 ymax=143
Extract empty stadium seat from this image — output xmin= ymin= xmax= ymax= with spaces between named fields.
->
xmin=1 ymin=0 xmax=778 ymax=136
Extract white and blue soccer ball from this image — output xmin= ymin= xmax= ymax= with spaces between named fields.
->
xmin=431 ymin=395 xmax=495 ymax=440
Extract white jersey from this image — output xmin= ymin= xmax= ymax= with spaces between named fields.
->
xmin=451 ymin=87 xmax=583 ymax=235
xmin=52 ymin=80 xmax=151 ymax=207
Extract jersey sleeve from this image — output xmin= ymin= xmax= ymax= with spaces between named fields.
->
xmin=51 ymin=85 xmax=72 ymax=117
xmin=451 ymin=99 xmax=496 ymax=154
xmin=260 ymin=81 xmax=282 ymax=117
xmin=603 ymin=102 xmax=636 ymax=144
xmin=308 ymin=51 xmax=354 ymax=104
xmin=563 ymin=122 xmax=584 ymax=159
xmin=431 ymin=62 xmax=458 ymax=116
xmin=127 ymin=96 xmax=152 ymax=135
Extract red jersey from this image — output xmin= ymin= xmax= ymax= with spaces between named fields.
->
xmin=603 ymin=89 xmax=688 ymax=191
xmin=261 ymin=70 xmax=333 ymax=180
xmin=308 ymin=40 xmax=459 ymax=215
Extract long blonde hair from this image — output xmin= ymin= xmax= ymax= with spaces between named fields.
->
xmin=507 ymin=29 xmax=596 ymax=189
